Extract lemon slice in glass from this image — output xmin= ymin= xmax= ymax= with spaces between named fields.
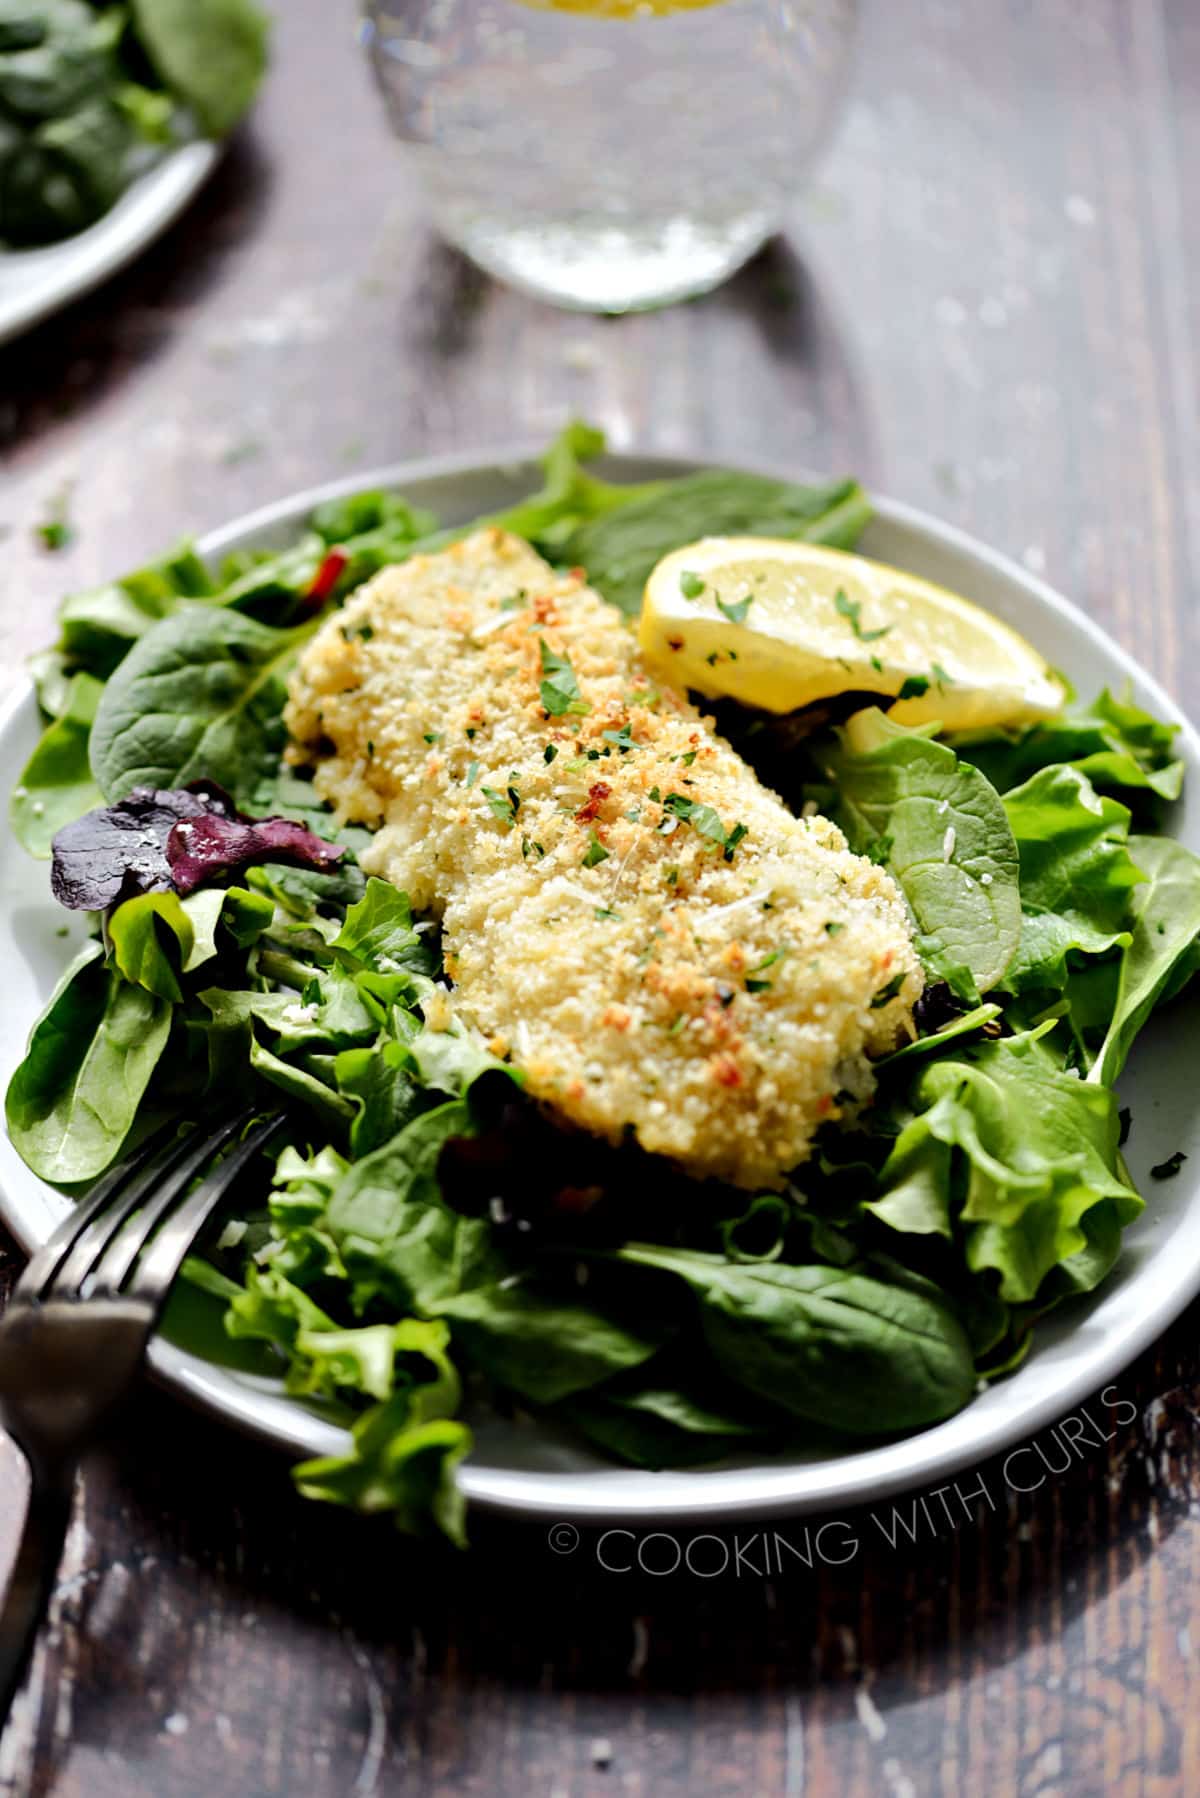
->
xmin=638 ymin=538 xmax=1066 ymax=732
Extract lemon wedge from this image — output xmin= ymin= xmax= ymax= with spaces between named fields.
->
xmin=638 ymin=538 xmax=1066 ymax=733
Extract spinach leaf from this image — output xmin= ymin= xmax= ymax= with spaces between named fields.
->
xmin=1086 ymin=835 xmax=1200 ymax=1087
xmin=130 ymin=0 xmax=268 ymax=137
xmin=823 ymin=709 xmax=1021 ymax=995
xmin=560 ymin=468 xmax=871 ymax=618
xmin=424 ymin=419 xmax=662 ymax=555
xmin=10 ymin=669 xmax=103 ymax=856
xmin=410 ymin=423 xmax=869 ymax=617
xmin=56 ymin=543 xmax=214 ymax=677
xmin=434 ymin=1281 xmax=665 ymax=1405
xmin=618 ymin=1246 xmax=976 ymax=1432
xmin=564 ymin=1380 xmax=769 ymax=1469
xmin=88 ymin=607 xmax=312 ymax=805
xmin=5 ymin=942 xmax=172 ymax=1182
xmin=999 ymin=764 xmax=1144 ymax=992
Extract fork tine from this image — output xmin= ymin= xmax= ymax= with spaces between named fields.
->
xmin=88 ymin=1109 xmax=263 ymax=1299
xmin=17 ymin=1119 xmax=184 ymax=1302
xmin=40 ymin=1100 xmax=260 ymax=1301
xmin=129 ymin=1112 xmax=290 ymax=1315
xmin=44 ymin=1111 xmax=258 ymax=1301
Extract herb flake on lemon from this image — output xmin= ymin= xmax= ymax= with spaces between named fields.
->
xmin=638 ymin=538 xmax=1066 ymax=733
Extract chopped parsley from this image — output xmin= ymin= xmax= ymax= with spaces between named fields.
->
xmin=636 ymin=930 xmax=664 ymax=968
xmin=716 ymin=593 xmax=752 ymax=624
xmin=481 ymin=785 xmax=518 ymax=827
xmin=465 ymin=761 xmax=480 ymax=788
xmin=746 ymin=947 xmax=787 ymax=993
xmin=1150 ymin=1150 xmax=1187 ymax=1180
xmin=521 ymin=836 xmax=545 ymax=860
xmin=679 ymin=570 xmax=706 ymax=599
xmin=423 ymin=731 xmax=442 ymax=744
xmin=931 ymin=662 xmax=955 ymax=687
xmin=662 ymin=793 xmax=747 ymax=860
xmin=544 ymin=744 xmax=558 ymax=764
xmin=824 ymin=920 xmax=845 ymax=936
xmin=648 ymin=786 xmax=662 ymax=803
xmin=603 ymin=724 xmax=636 ymax=753
xmin=340 ymin=620 xmax=375 ymax=643
xmin=594 ymin=905 xmax=621 ymax=922
xmin=538 ymin=639 xmax=590 ymax=718
xmin=870 ymin=971 xmax=907 ymax=1008
xmin=581 ymin=828 xmax=610 ymax=868
xmin=834 ymin=586 xmax=892 ymax=643
xmin=667 ymin=1013 xmax=688 ymax=1036
xmin=898 ymin=675 xmax=930 ymax=700
xmin=664 ymin=866 xmax=680 ymax=886
xmin=500 ymin=590 xmax=528 ymax=610
xmin=35 ymin=489 xmax=73 ymax=553
xmin=678 ymin=750 xmax=697 ymax=766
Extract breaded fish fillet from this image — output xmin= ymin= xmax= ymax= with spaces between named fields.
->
xmin=285 ymin=530 xmax=921 ymax=1188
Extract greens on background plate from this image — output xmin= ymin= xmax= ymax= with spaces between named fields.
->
xmin=6 ymin=422 xmax=1199 ymax=1545
xmin=0 ymin=0 xmax=268 ymax=247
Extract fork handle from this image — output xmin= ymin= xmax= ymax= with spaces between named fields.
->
xmin=0 ymin=1465 xmax=75 ymax=1726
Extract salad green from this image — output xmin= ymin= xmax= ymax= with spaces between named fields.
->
xmin=6 ymin=422 xmax=1199 ymax=1543
xmin=0 ymin=0 xmax=267 ymax=247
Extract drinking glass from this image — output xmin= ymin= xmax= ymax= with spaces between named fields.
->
xmin=363 ymin=0 xmax=858 ymax=312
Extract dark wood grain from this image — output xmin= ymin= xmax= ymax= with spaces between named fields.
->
xmin=4 ymin=1 xmax=1200 ymax=1793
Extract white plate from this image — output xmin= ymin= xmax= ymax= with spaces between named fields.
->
xmin=0 ymin=142 xmax=218 ymax=347
xmin=2 ymin=448 xmax=1199 ymax=1526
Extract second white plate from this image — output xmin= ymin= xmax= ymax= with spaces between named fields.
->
xmin=0 ymin=142 xmax=219 ymax=347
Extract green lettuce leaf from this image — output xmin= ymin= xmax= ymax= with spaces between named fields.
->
xmin=871 ymin=1030 xmax=1141 ymax=1304
xmin=999 ymin=764 xmax=1144 ymax=992
xmin=10 ymin=669 xmax=103 ymax=856
xmin=1084 ymin=835 xmax=1200 ymax=1086
xmin=953 ymin=687 xmax=1184 ymax=806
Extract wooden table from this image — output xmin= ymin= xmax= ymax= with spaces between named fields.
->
xmin=3 ymin=3 xmax=1200 ymax=1792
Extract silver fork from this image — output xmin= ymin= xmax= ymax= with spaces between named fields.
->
xmin=0 ymin=1106 xmax=288 ymax=1724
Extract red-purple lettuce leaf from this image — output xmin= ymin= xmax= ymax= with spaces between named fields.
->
xmin=51 ymin=783 xmax=343 ymax=910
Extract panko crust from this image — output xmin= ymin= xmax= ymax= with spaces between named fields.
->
xmin=285 ymin=529 xmax=922 ymax=1187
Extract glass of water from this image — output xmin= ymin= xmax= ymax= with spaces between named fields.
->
xmin=362 ymin=0 xmax=858 ymax=312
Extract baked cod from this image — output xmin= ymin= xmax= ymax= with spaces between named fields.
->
xmin=284 ymin=530 xmax=922 ymax=1188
